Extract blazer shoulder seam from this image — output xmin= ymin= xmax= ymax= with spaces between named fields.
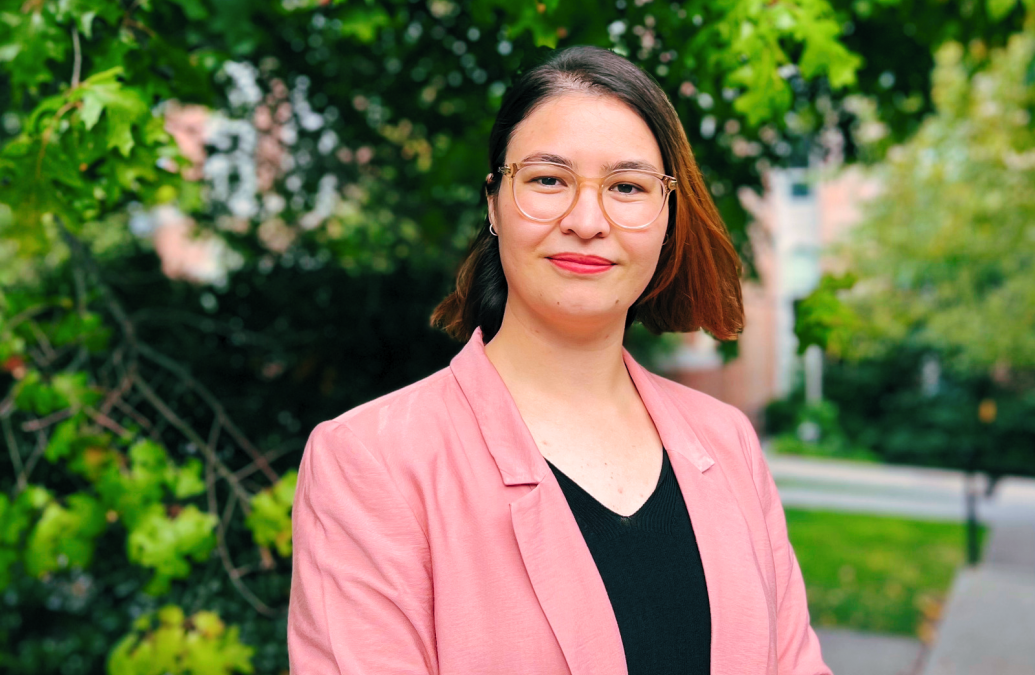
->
xmin=318 ymin=418 xmax=432 ymax=545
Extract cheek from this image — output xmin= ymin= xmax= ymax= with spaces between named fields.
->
xmin=497 ymin=224 xmax=548 ymax=285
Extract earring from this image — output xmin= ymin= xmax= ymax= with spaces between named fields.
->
xmin=489 ymin=221 xmax=498 ymax=236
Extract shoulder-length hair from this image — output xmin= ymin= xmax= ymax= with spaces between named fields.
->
xmin=431 ymin=45 xmax=743 ymax=343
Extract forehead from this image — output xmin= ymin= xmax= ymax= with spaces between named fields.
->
xmin=506 ymin=92 xmax=664 ymax=172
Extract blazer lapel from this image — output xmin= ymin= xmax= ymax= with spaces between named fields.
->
xmin=624 ymin=352 xmax=774 ymax=675
xmin=450 ymin=328 xmax=627 ymax=675
xmin=510 ymin=481 xmax=628 ymax=675
xmin=450 ymin=328 xmax=772 ymax=675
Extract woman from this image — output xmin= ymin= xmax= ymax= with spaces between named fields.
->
xmin=288 ymin=46 xmax=831 ymax=675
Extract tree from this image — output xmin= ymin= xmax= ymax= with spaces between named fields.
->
xmin=786 ymin=18 xmax=1035 ymax=478
xmin=843 ymin=23 xmax=1035 ymax=373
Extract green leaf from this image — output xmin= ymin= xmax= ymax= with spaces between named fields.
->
xmin=0 ymin=8 xmax=67 ymax=88
xmin=168 ymin=457 xmax=206 ymax=499
xmin=0 ymin=486 xmax=52 ymax=589
xmin=126 ymin=504 xmax=217 ymax=595
xmin=45 ymin=418 xmax=79 ymax=462
xmin=50 ymin=371 xmax=102 ymax=408
xmin=987 ymin=0 xmax=1019 ymax=21
xmin=77 ymin=68 xmax=150 ymax=156
xmin=338 ymin=6 xmax=391 ymax=43
xmin=79 ymin=11 xmax=97 ymax=39
xmin=23 ymin=493 xmax=107 ymax=577
xmin=88 ymin=437 xmax=213 ymax=541
xmin=108 ymin=606 xmax=254 ymax=675
xmin=245 ymin=470 xmax=297 ymax=557
xmin=13 ymin=370 xmax=70 ymax=415
xmin=794 ymin=272 xmax=859 ymax=356
xmin=169 ymin=0 xmax=210 ymax=21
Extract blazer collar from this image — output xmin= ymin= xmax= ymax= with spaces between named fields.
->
xmin=448 ymin=326 xmax=715 ymax=486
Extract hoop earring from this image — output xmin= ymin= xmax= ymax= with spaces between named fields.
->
xmin=489 ymin=222 xmax=498 ymax=236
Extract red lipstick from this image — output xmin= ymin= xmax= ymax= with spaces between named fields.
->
xmin=546 ymin=253 xmax=615 ymax=275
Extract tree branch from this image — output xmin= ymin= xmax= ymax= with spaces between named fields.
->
xmin=20 ymin=408 xmax=74 ymax=433
xmin=132 ymin=373 xmax=253 ymax=510
xmin=206 ymin=455 xmax=276 ymax=617
xmin=54 ymin=217 xmax=138 ymax=357
xmin=2 ymin=413 xmax=24 ymax=485
xmin=70 ymin=25 xmax=81 ymax=89
xmin=54 ymin=220 xmax=280 ymax=486
xmin=137 ymin=343 xmax=280 ymax=483
xmin=16 ymin=431 xmax=48 ymax=492
xmin=84 ymin=406 xmax=129 ymax=436
xmin=233 ymin=444 xmax=297 ymax=481
xmin=111 ymin=397 xmax=154 ymax=433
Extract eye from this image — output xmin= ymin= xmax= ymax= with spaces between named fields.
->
xmin=613 ymin=182 xmax=642 ymax=194
xmin=525 ymin=171 xmax=572 ymax=189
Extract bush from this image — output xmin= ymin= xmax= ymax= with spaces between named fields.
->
xmin=765 ymin=345 xmax=1035 ymax=477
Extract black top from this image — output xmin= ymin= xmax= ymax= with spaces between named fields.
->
xmin=545 ymin=447 xmax=711 ymax=675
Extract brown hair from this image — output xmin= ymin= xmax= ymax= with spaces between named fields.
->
xmin=430 ymin=45 xmax=743 ymax=343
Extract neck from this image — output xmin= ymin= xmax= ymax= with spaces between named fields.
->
xmin=483 ymin=303 xmax=633 ymax=407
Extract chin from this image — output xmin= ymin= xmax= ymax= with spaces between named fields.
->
xmin=536 ymin=296 xmax=631 ymax=327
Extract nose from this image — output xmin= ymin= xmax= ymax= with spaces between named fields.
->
xmin=559 ymin=182 xmax=610 ymax=239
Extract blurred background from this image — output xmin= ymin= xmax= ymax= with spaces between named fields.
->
xmin=1 ymin=1 xmax=1033 ymax=673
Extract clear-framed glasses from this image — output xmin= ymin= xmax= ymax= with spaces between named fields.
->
xmin=498 ymin=161 xmax=677 ymax=231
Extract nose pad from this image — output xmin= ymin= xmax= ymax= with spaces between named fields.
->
xmin=559 ymin=184 xmax=610 ymax=238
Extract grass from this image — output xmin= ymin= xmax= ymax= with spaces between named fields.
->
xmin=784 ymin=509 xmax=986 ymax=638
xmin=771 ymin=433 xmax=882 ymax=463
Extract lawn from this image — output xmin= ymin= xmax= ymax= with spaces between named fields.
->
xmin=784 ymin=509 xmax=984 ymax=638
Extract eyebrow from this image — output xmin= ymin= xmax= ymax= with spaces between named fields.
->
xmin=518 ymin=153 xmax=661 ymax=174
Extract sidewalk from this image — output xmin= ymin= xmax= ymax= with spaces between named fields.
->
xmin=920 ymin=522 xmax=1035 ymax=675
xmin=765 ymin=451 xmax=1035 ymax=674
xmin=767 ymin=451 xmax=1035 ymax=523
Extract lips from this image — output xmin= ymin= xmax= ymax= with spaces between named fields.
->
xmin=547 ymin=253 xmax=615 ymax=266
xmin=546 ymin=253 xmax=616 ymax=275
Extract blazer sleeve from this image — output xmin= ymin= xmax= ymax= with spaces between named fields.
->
xmin=735 ymin=410 xmax=832 ymax=675
xmin=288 ymin=420 xmax=438 ymax=675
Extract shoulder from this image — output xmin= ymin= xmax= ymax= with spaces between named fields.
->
xmin=302 ymin=365 xmax=459 ymax=472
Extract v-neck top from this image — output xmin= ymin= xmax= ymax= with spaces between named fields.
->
xmin=545 ymin=447 xmax=711 ymax=675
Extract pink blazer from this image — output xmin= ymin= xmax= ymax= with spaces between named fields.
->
xmin=288 ymin=327 xmax=831 ymax=675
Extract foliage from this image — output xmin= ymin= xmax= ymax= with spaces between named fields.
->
xmin=770 ymin=399 xmax=880 ymax=462
xmin=0 ymin=240 xmax=459 ymax=674
xmin=793 ymin=271 xmax=859 ymax=357
xmin=785 ymin=508 xmax=981 ymax=637
xmin=766 ymin=344 xmax=1035 ymax=476
xmin=825 ymin=0 xmax=1030 ymax=162
xmin=107 ymin=605 xmax=253 ymax=675
xmin=840 ymin=26 xmax=1035 ymax=372
xmin=245 ymin=470 xmax=297 ymax=558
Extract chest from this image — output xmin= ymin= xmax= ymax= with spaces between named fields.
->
xmin=420 ymin=416 xmax=778 ymax=675
xmin=515 ymin=402 xmax=666 ymax=517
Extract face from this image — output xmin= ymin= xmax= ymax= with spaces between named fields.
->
xmin=488 ymin=92 xmax=669 ymax=334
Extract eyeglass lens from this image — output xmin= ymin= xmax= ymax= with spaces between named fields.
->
xmin=512 ymin=165 xmax=667 ymax=229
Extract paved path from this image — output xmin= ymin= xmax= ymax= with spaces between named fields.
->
xmin=920 ymin=566 xmax=1035 ymax=675
xmin=814 ymin=628 xmax=925 ymax=675
xmin=766 ymin=450 xmax=1035 ymax=523
xmin=763 ymin=449 xmax=1035 ymax=674
xmin=920 ymin=520 xmax=1035 ymax=675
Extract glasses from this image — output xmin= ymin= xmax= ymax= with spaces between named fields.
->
xmin=497 ymin=161 xmax=677 ymax=231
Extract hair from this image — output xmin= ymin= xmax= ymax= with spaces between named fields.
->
xmin=430 ymin=45 xmax=744 ymax=343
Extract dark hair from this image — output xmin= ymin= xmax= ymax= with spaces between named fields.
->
xmin=431 ymin=45 xmax=744 ymax=343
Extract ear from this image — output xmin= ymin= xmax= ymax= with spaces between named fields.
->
xmin=485 ymin=189 xmax=498 ymax=228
